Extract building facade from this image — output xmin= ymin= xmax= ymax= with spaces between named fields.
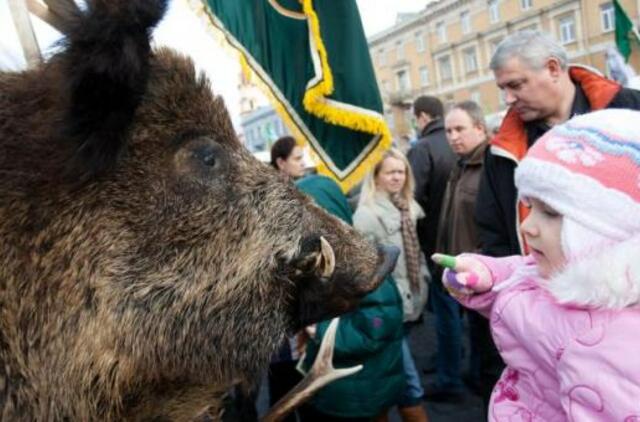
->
xmin=236 ymin=71 xmax=291 ymax=153
xmin=240 ymin=105 xmax=290 ymax=153
xmin=368 ymin=0 xmax=640 ymax=140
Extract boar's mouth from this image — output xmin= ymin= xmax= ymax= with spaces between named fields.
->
xmin=287 ymin=237 xmax=399 ymax=329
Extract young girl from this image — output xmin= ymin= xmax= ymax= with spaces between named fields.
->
xmin=433 ymin=109 xmax=640 ymax=420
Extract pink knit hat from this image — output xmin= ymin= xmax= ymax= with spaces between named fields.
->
xmin=515 ymin=109 xmax=640 ymax=258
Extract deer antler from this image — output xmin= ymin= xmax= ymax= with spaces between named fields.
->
xmin=26 ymin=0 xmax=80 ymax=34
xmin=261 ymin=318 xmax=362 ymax=422
xmin=8 ymin=0 xmax=41 ymax=67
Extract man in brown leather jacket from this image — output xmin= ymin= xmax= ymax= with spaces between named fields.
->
xmin=425 ymin=101 xmax=490 ymax=402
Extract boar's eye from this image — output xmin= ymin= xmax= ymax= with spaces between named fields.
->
xmin=173 ymin=137 xmax=225 ymax=179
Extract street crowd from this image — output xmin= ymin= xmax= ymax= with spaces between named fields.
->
xmin=261 ymin=30 xmax=640 ymax=422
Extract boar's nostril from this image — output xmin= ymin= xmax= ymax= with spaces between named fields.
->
xmin=202 ymin=153 xmax=216 ymax=167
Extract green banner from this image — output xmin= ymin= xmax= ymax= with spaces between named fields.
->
xmin=614 ymin=0 xmax=640 ymax=62
xmin=192 ymin=0 xmax=391 ymax=191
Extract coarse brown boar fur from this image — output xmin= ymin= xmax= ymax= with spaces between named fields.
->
xmin=0 ymin=1 xmax=392 ymax=420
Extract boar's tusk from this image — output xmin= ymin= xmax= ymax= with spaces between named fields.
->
xmin=318 ymin=236 xmax=335 ymax=279
xmin=261 ymin=318 xmax=362 ymax=422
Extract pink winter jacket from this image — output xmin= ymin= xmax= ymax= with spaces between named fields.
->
xmin=458 ymin=236 xmax=640 ymax=421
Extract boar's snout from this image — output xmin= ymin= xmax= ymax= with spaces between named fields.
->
xmin=373 ymin=244 xmax=401 ymax=285
xmin=291 ymin=236 xmax=400 ymax=328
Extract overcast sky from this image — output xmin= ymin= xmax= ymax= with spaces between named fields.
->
xmin=1 ymin=0 xmax=431 ymax=128
xmin=357 ymin=0 xmax=430 ymax=37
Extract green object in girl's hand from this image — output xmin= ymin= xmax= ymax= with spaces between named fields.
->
xmin=433 ymin=253 xmax=457 ymax=269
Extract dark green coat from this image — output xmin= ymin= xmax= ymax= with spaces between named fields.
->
xmin=296 ymin=176 xmax=404 ymax=418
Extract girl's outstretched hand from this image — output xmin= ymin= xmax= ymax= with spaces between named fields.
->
xmin=431 ymin=253 xmax=493 ymax=296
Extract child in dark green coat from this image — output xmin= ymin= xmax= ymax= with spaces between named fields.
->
xmin=296 ymin=175 xmax=405 ymax=421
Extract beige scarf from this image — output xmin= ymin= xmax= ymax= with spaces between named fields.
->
xmin=390 ymin=194 xmax=422 ymax=294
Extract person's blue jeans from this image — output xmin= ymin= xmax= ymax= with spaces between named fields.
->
xmin=430 ymin=283 xmax=464 ymax=391
xmin=398 ymin=337 xmax=424 ymax=407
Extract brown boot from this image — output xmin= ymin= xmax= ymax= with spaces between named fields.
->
xmin=398 ymin=404 xmax=429 ymax=422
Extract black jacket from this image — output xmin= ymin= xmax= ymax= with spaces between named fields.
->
xmin=475 ymin=67 xmax=640 ymax=257
xmin=407 ymin=119 xmax=456 ymax=267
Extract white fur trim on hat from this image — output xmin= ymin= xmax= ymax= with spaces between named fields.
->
xmin=560 ymin=217 xmax=613 ymax=261
xmin=547 ymin=235 xmax=640 ymax=309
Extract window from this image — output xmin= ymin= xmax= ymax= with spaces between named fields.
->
xmin=385 ymin=109 xmax=395 ymax=130
xmin=415 ymin=31 xmax=425 ymax=52
xmin=438 ymin=56 xmax=453 ymax=81
xmin=601 ymin=3 xmax=614 ymax=33
xmin=419 ymin=66 xmax=430 ymax=86
xmin=436 ymin=21 xmax=447 ymax=43
xmin=396 ymin=40 xmax=404 ymax=60
xmin=470 ymin=91 xmax=481 ymax=104
xmin=559 ymin=15 xmax=576 ymax=45
xmin=461 ymin=11 xmax=471 ymax=34
xmin=396 ymin=70 xmax=411 ymax=92
xmin=489 ymin=0 xmax=500 ymax=23
xmin=377 ymin=48 xmax=385 ymax=66
xmin=520 ymin=0 xmax=532 ymax=10
xmin=444 ymin=95 xmax=455 ymax=110
xmin=463 ymin=47 xmax=478 ymax=73
xmin=489 ymin=38 xmax=502 ymax=56
xmin=266 ymin=122 xmax=276 ymax=140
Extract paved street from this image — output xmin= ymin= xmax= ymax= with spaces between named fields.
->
xmin=393 ymin=311 xmax=485 ymax=421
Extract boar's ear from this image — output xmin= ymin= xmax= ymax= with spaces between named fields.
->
xmin=60 ymin=0 xmax=168 ymax=182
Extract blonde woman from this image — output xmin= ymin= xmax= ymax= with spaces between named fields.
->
xmin=354 ymin=148 xmax=429 ymax=421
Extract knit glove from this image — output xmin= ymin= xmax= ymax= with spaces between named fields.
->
xmin=431 ymin=253 xmax=493 ymax=296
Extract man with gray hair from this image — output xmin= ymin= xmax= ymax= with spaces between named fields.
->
xmin=475 ymin=31 xmax=640 ymax=258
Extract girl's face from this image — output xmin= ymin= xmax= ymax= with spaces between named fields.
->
xmin=375 ymin=157 xmax=406 ymax=195
xmin=277 ymin=146 xmax=306 ymax=179
xmin=521 ymin=197 xmax=566 ymax=278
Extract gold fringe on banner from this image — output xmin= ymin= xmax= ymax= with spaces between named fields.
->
xmin=185 ymin=0 xmax=391 ymax=192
